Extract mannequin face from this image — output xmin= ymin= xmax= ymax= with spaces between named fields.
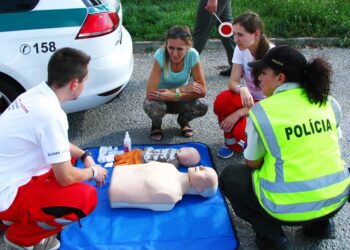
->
xmin=188 ymin=166 xmax=218 ymax=192
xmin=176 ymin=147 xmax=200 ymax=167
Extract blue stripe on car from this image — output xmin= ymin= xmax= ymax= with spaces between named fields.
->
xmin=0 ymin=8 xmax=87 ymax=32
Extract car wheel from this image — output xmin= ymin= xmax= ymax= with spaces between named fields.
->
xmin=0 ymin=77 xmax=25 ymax=114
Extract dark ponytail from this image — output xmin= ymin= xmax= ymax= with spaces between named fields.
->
xmin=255 ymin=34 xmax=270 ymax=60
xmin=300 ymin=58 xmax=332 ymax=106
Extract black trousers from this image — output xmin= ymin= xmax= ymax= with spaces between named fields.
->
xmin=219 ymin=164 xmax=342 ymax=237
xmin=193 ymin=0 xmax=235 ymax=66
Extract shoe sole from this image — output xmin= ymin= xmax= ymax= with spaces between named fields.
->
xmin=4 ymin=235 xmax=33 ymax=250
xmin=303 ymin=231 xmax=336 ymax=239
xmin=4 ymin=235 xmax=61 ymax=250
xmin=217 ymin=152 xmax=234 ymax=159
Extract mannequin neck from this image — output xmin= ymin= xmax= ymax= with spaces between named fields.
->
xmin=180 ymin=173 xmax=191 ymax=194
xmin=183 ymin=173 xmax=201 ymax=196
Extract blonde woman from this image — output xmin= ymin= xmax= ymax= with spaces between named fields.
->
xmin=144 ymin=25 xmax=208 ymax=141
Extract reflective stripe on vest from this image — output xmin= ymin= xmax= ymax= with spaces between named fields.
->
xmin=250 ymin=89 xmax=349 ymax=221
xmin=259 ymin=185 xmax=349 ymax=214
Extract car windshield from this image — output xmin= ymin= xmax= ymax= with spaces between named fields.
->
xmin=0 ymin=0 xmax=39 ymax=13
xmin=83 ymin=0 xmax=119 ymax=7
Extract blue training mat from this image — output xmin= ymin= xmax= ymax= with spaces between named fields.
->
xmin=60 ymin=142 xmax=238 ymax=250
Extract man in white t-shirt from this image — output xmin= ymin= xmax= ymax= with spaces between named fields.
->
xmin=0 ymin=48 xmax=108 ymax=250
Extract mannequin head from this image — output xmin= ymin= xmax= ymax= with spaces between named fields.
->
xmin=176 ymin=147 xmax=200 ymax=167
xmin=188 ymin=166 xmax=218 ymax=197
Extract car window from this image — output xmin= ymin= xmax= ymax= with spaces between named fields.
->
xmin=0 ymin=0 xmax=39 ymax=13
xmin=82 ymin=0 xmax=116 ymax=7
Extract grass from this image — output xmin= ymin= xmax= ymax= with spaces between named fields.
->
xmin=122 ymin=0 xmax=350 ymax=46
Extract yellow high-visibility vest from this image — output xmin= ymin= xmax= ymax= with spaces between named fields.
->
xmin=249 ymin=88 xmax=350 ymax=222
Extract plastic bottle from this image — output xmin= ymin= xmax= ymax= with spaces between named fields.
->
xmin=123 ymin=131 xmax=132 ymax=152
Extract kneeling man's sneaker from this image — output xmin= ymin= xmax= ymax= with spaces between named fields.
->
xmin=217 ymin=145 xmax=234 ymax=159
xmin=4 ymin=235 xmax=60 ymax=250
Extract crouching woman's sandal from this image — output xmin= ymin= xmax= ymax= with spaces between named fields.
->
xmin=181 ymin=125 xmax=193 ymax=138
xmin=150 ymin=126 xmax=163 ymax=141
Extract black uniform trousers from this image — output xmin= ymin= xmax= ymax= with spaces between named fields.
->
xmin=219 ymin=163 xmax=342 ymax=238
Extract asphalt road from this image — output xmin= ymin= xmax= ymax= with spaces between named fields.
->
xmin=1 ymin=47 xmax=349 ymax=249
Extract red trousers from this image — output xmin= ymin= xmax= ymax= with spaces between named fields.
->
xmin=214 ymin=90 xmax=248 ymax=152
xmin=0 ymin=169 xmax=97 ymax=247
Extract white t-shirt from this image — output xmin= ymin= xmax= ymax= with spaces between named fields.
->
xmin=0 ymin=82 xmax=71 ymax=212
xmin=232 ymin=44 xmax=275 ymax=100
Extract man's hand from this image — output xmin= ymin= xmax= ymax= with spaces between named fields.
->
xmin=204 ymin=0 xmax=218 ymax=13
xmin=82 ymin=154 xmax=107 ymax=187
xmin=92 ymin=165 xmax=108 ymax=188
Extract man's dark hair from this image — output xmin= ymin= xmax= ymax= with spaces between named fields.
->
xmin=47 ymin=47 xmax=91 ymax=88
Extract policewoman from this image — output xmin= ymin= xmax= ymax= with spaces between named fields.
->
xmin=219 ymin=45 xmax=350 ymax=249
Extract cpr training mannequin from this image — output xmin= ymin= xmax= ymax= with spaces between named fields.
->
xmin=109 ymin=161 xmax=218 ymax=211
xmin=114 ymin=147 xmax=200 ymax=168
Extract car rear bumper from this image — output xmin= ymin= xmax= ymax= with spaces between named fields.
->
xmin=63 ymin=26 xmax=133 ymax=113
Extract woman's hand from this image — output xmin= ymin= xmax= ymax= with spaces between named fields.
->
xmin=239 ymin=87 xmax=255 ymax=108
xmin=220 ymin=110 xmax=242 ymax=132
xmin=149 ymin=89 xmax=173 ymax=101
xmin=182 ymin=82 xmax=206 ymax=96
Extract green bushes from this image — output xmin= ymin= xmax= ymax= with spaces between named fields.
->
xmin=123 ymin=0 xmax=350 ymax=45
xmin=123 ymin=1 xmax=197 ymax=41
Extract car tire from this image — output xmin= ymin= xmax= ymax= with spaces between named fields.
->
xmin=0 ymin=76 xmax=25 ymax=114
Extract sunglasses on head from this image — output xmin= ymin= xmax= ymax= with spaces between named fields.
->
xmin=167 ymin=29 xmax=189 ymax=38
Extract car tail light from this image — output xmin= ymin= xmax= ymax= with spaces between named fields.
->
xmin=76 ymin=12 xmax=119 ymax=39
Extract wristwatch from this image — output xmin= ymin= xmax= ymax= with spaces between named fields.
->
xmin=91 ymin=166 xmax=98 ymax=179
xmin=80 ymin=150 xmax=92 ymax=162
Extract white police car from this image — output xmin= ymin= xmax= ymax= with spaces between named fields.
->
xmin=0 ymin=0 xmax=133 ymax=114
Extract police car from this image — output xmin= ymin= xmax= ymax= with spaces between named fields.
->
xmin=0 ymin=0 xmax=133 ymax=114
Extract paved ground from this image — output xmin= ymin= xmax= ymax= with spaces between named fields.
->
xmin=1 ymin=46 xmax=349 ymax=249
